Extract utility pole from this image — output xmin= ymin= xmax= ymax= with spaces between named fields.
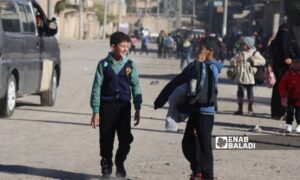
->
xmin=157 ymin=0 xmax=160 ymax=31
xmin=47 ymin=0 xmax=52 ymax=18
xmin=249 ymin=0 xmax=254 ymax=33
xmin=119 ymin=0 xmax=122 ymax=25
xmin=193 ymin=0 xmax=195 ymax=25
xmin=208 ymin=0 xmax=213 ymax=32
xmin=145 ymin=0 xmax=148 ymax=15
xmin=176 ymin=0 xmax=182 ymax=29
xmin=222 ymin=0 xmax=228 ymax=37
xmin=79 ymin=0 xmax=83 ymax=39
xmin=102 ymin=0 xmax=108 ymax=39
xmin=157 ymin=0 xmax=160 ymax=18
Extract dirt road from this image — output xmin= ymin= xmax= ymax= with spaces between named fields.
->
xmin=0 ymin=40 xmax=299 ymax=180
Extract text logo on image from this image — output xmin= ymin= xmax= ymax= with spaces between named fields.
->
xmin=215 ymin=136 xmax=256 ymax=150
xmin=215 ymin=136 xmax=228 ymax=149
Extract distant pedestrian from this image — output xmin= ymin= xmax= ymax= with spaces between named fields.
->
xmin=140 ymin=34 xmax=149 ymax=55
xmin=279 ymin=56 xmax=300 ymax=133
xmin=230 ymin=36 xmax=266 ymax=115
xmin=269 ymin=23 xmax=300 ymax=120
xmin=90 ymin=31 xmax=142 ymax=178
xmin=129 ymin=35 xmax=138 ymax=54
xmin=174 ymin=31 xmax=183 ymax=58
xmin=180 ymin=34 xmax=192 ymax=69
xmin=157 ymin=30 xmax=165 ymax=58
xmin=164 ymin=33 xmax=175 ymax=58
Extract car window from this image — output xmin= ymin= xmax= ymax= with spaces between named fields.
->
xmin=0 ymin=2 xmax=20 ymax=33
xmin=18 ymin=3 xmax=35 ymax=34
xmin=24 ymin=4 xmax=36 ymax=33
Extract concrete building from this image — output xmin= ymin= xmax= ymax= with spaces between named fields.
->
xmin=37 ymin=0 xmax=101 ymax=40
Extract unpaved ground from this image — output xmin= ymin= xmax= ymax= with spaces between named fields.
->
xmin=0 ymin=40 xmax=299 ymax=180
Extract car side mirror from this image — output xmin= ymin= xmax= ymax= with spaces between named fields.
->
xmin=46 ymin=18 xmax=58 ymax=36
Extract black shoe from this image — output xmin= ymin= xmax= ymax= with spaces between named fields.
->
xmin=116 ymin=163 xmax=126 ymax=178
xmin=101 ymin=158 xmax=112 ymax=177
xmin=233 ymin=110 xmax=243 ymax=115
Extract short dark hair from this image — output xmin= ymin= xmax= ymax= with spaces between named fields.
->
xmin=110 ymin=31 xmax=130 ymax=46
xmin=199 ymin=37 xmax=221 ymax=59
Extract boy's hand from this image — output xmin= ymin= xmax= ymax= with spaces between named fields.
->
xmin=91 ymin=113 xmax=100 ymax=128
xmin=134 ymin=110 xmax=140 ymax=126
xmin=198 ymin=53 xmax=206 ymax=62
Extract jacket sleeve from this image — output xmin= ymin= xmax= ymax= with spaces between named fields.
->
xmin=279 ymin=72 xmax=288 ymax=98
xmin=230 ymin=53 xmax=240 ymax=66
xmin=154 ymin=65 xmax=191 ymax=109
xmin=130 ymin=62 xmax=143 ymax=110
xmin=252 ymin=51 xmax=266 ymax=66
xmin=90 ymin=62 xmax=104 ymax=113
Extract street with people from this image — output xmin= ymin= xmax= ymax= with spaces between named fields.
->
xmin=0 ymin=40 xmax=299 ymax=180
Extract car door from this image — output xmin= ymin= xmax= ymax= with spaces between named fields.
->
xmin=17 ymin=2 xmax=41 ymax=94
xmin=0 ymin=1 xmax=25 ymax=93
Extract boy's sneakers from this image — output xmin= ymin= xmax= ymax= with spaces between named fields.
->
xmin=165 ymin=117 xmax=178 ymax=132
xmin=285 ymin=124 xmax=292 ymax=133
xmin=296 ymin=125 xmax=300 ymax=133
xmin=233 ymin=110 xmax=243 ymax=115
xmin=101 ymin=158 xmax=112 ymax=178
xmin=250 ymin=125 xmax=262 ymax=133
xmin=116 ymin=162 xmax=126 ymax=178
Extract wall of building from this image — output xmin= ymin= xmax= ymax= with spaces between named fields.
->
xmin=58 ymin=9 xmax=101 ymax=40
xmin=123 ymin=15 xmax=173 ymax=35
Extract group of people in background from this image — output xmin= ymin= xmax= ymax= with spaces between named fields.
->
xmin=89 ymin=21 xmax=300 ymax=180
xmin=128 ymin=24 xmax=300 ymax=134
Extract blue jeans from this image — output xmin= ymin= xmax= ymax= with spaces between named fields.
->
xmin=180 ymin=52 xmax=192 ymax=69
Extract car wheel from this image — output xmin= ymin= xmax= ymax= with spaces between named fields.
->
xmin=0 ymin=75 xmax=17 ymax=117
xmin=40 ymin=70 xmax=57 ymax=106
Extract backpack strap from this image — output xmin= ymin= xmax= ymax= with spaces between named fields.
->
xmin=206 ymin=64 xmax=214 ymax=104
xmin=195 ymin=61 xmax=203 ymax=91
xmin=252 ymin=50 xmax=258 ymax=56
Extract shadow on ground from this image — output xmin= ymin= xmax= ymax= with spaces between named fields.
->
xmin=0 ymin=164 xmax=100 ymax=180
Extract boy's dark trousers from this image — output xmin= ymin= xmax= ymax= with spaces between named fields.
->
xmin=182 ymin=111 xmax=214 ymax=179
xmin=99 ymin=101 xmax=133 ymax=170
xmin=286 ymin=99 xmax=300 ymax=125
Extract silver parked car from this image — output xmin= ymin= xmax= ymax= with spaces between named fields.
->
xmin=0 ymin=0 xmax=60 ymax=117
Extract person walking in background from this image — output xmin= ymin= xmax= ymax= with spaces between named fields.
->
xmin=174 ymin=31 xmax=183 ymax=58
xmin=164 ymin=33 xmax=175 ymax=59
xmin=230 ymin=36 xmax=266 ymax=115
xmin=129 ymin=35 xmax=138 ymax=54
xmin=157 ymin=30 xmax=166 ymax=58
xmin=279 ymin=56 xmax=300 ymax=133
xmin=180 ymin=34 xmax=192 ymax=69
xmin=90 ymin=32 xmax=142 ymax=178
xmin=140 ymin=33 xmax=149 ymax=55
xmin=154 ymin=37 xmax=223 ymax=180
xmin=269 ymin=23 xmax=300 ymax=120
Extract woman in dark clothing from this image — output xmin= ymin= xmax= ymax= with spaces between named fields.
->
xmin=270 ymin=23 xmax=300 ymax=119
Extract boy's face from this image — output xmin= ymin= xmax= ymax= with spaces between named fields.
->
xmin=112 ymin=41 xmax=129 ymax=59
xmin=199 ymin=45 xmax=213 ymax=61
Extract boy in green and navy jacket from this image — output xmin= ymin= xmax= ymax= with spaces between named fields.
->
xmin=90 ymin=32 xmax=142 ymax=178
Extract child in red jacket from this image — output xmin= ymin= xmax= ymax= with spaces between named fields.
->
xmin=279 ymin=57 xmax=300 ymax=133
